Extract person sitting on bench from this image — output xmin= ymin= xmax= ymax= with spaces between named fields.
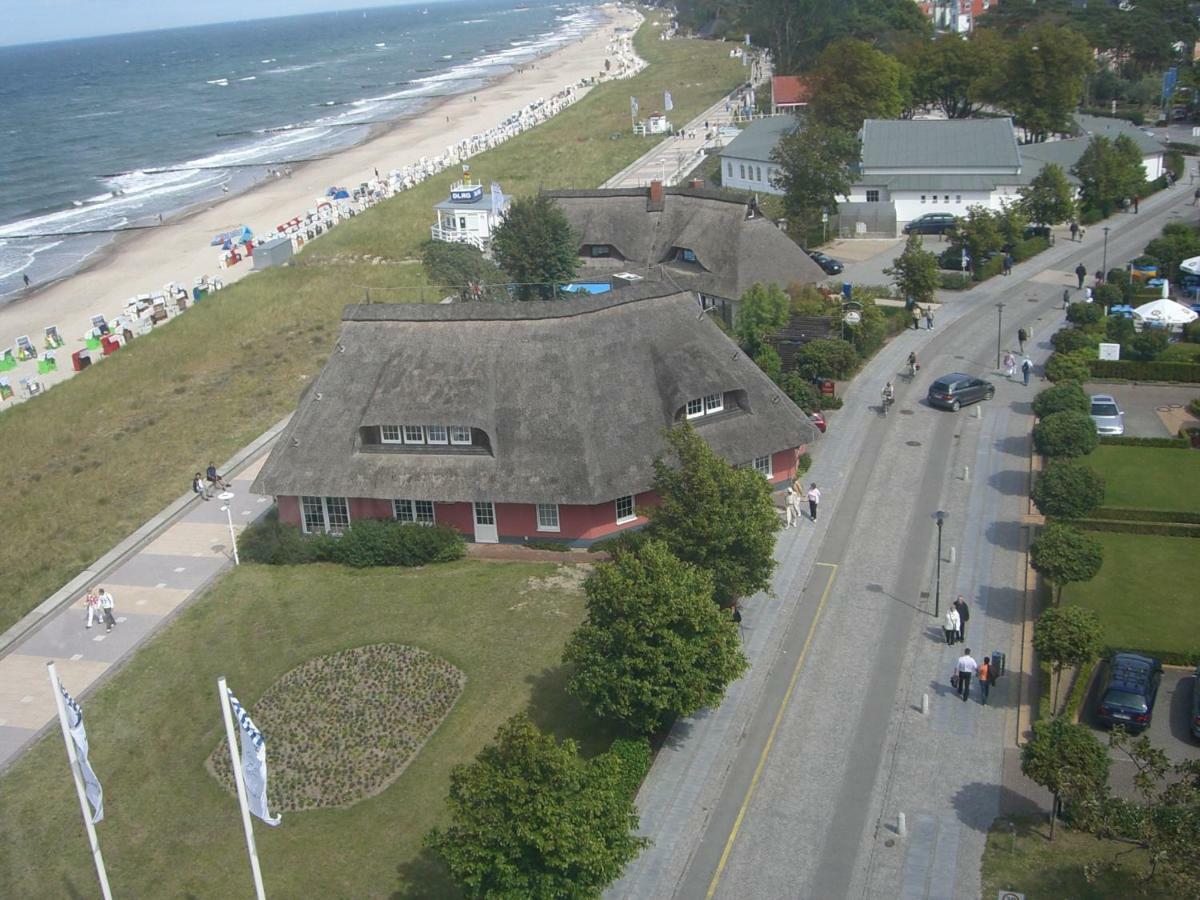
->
xmin=206 ymin=462 xmax=230 ymax=492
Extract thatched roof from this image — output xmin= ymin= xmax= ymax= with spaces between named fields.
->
xmin=252 ymin=286 xmax=818 ymax=505
xmin=543 ymin=185 xmax=827 ymax=300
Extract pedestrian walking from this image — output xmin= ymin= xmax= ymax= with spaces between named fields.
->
xmin=1193 ymin=186 xmax=1200 ymax=205
xmin=1021 ymin=356 xmax=1033 ymax=386
xmin=98 ymin=588 xmax=116 ymax=632
xmin=1003 ymin=351 xmax=1015 ymax=379
xmin=84 ymin=588 xmax=100 ymax=629
xmin=23 ymin=273 xmax=31 ymax=288
xmin=1017 ymin=327 xmax=1028 ymax=354
xmin=954 ymin=595 xmax=970 ymax=643
xmin=925 ymin=308 xmax=934 ymax=330
xmin=1062 ymin=288 xmax=1070 ymax=310
xmin=1133 ymin=195 xmax=1140 ymax=214
xmin=943 ymin=607 xmax=960 ymax=645
xmin=956 ymin=648 xmax=978 ymax=702
xmin=911 ymin=305 xmax=921 ymax=330
xmin=1069 ymin=221 xmax=1079 ymax=242
xmin=1075 ymin=263 xmax=1087 ymax=289
xmin=806 ymin=482 xmax=821 ymax=522
xmin=978 ymin=655 xmax=992 ymax=705
xmin=784 ymin=483 xmax=798 ymax=528
xmin=1002 ymin=252 xmax=1013 ymax=275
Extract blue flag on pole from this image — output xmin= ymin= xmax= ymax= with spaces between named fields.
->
xmin=59 ymin=682 xmax=104 ymax=824
xmin=227 ymin=689 xmax=281 ymax=827
xmin=664 ymin=91 xmax=673 ymax=112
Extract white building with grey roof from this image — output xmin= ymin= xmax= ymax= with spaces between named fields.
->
xmin=717 ymin=115 xmax=798 ymax=195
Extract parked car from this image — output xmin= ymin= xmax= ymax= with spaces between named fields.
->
xmin=903 ymin=213 xmax=957 ymax=236
xmin=806 ymin=410 xmax=827 ymax=433
xmin=806 ymin=250 xmax=844 ymax=276
xmin=927 ymin=373 xmax=995 ymax=411
xmin=1095 ymin=652 xmax=1163 ymax=734
xmin=1191 ymin=664 xmax=1200 ymax=741
xmin=1089 ymin=394 xmax=1125 ymax=436
xmin=938 ymin=245 xmax=972 ymax=271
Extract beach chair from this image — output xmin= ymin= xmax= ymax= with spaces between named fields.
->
xmin=85 ymin=330 xmax=103 ymax=351
xmin=90 ymin=314 xmax=109 ymax=336
xmin=16 ymin=336 xmax=37 ymax=361
xmin=0 ymin=348 xmax=15 ymax=372
xmin=37 ymin=351 xmax=57 ymax=375
xmin=44 ymin=326 xmax=64 ymax=349
xmin=0 ymin=377 xmax=12 ymax=400
xmin=19 ymin=376 xmax=42 ymax=398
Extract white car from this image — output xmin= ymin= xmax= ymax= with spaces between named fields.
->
xmin=1089 ymin=394 xmax=1125 ymax=436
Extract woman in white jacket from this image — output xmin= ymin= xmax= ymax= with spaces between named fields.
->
xmin=943 ymin=608 xmax=960 ymax=646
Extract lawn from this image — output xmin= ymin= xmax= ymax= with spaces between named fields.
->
xmin=1087 ymin=445 xmax=1200 ymax=513
xmin=0 ymin=559 xmax=614 ymax=897
xmin=0 ymin=18 xmax=745 ymax=632
xmin=981 ymin=815 xmax=1172 ymax=899
xmin=1062 ymin=532 xmax=1200 ymax=660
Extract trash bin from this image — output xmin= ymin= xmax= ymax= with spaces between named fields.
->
xmin=71 ymin=349 xmax=92 ymax=371
xmin=842 ymin=282 xmax=852 ymax=299
xmin=991 ymin=651 xmax=1006 ymax=678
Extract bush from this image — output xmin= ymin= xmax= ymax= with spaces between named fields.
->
xmin=1049 ymin=327 xmax=1093 ymax=355
xmin=938 ymin=272 xmax=972 ymax=290
xmin=1075 ymin=518 xmax=1200 ymax=539
xmin=1089 ymin=506 xmax=1200 ymax=524
xmin=975 ymin=254 xmax=1005 ymax=281
xmin=1011 ymin=236 xmax=1050 ymax=263
xmin=1097 ymin=434 xmax=1190 ymax=448
xmin=1032 ymin=460 xmax=1105 ymax=518
xmin=1191 ymin=397 xmax=1200 ymax=417
xmin=587 ymin=528 xmax=651 ymax=557
xmin=1126 ymin=329 xmax=1170 ymax=361
xmin=238 ymin=511 xmax=336 ymax=565
xmin=1045 ymin=352 xmax=1092 ymax=384
xmin=242 ymin=516 xmax=465 ymax=567
xmin=1032 ymin=382 xmax=1090 ymax=418
xmin=1105 ymin=314 xmax=1135 ymax=344
xmin=793 ymin=338 xmax=859 ymax=380
xmin=778 ymin=372 xmax=822 ymax=411
xmin=604 ymin=737 xmax=652 ymax=798
xmin=1086 ymin=359 xmax=1200 ymax=382
xmin=1185 ymin=321 xmax=1200 ymax=344
xmin=1065 ymin=302 xmax=1103 ymax=327
xmin=796 ymin=451 xmax=812 ymax=476
xmin=1033 ymin=410 xmax=1099 ymax=458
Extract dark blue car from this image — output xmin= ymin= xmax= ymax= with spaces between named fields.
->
xmin=1095 ymin=652 xmax=1163 ymax=734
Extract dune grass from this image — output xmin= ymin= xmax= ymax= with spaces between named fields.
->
xmin=0 ymin=560 xmax=614 ymax=898
xmin=0 ymin=18 xmax=744 ymax=632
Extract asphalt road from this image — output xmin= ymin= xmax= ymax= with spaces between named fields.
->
xmin=607 ymin=176 xmax=1200 ymax=900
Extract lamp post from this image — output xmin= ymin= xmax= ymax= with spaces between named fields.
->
xmin=218 ymin=492 xmax=239 ymax=566
xmin=995 ymin=302 xmax=1005 ymax=370
xmin=932 ymin=510 xmax=947 ymax=618
xmin=1102 ymin=226 xmax=1111 ymax=282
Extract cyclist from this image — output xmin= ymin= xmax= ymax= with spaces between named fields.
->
xmin=881 ymin=381 xmax=895 ymax=414
xmin=906 ymin=351 xmax=918 ymax=377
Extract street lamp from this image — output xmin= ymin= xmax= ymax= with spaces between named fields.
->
xmin=1102 ymin=226 xmax=1111 ymax=282
xmin=218 ymin=492 xmax=239 ymax=566
xmin=932 ymin=510 xmax=948 ymax=618
xmin=995 ymin=302 xmax=1005 ymax=370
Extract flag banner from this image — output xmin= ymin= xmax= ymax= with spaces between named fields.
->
xmin=664 ymin=91 xmax=673 ymax=112
xmin=744 ymin=33 xmax=751 ymax=46
xmin=227 ymin=689 xmax=281 ymax=826
xmin=490 ymin=181 xmax=505 ymax=211
xmin=630 ymin=95 xmax=638 ymax=119
xmin=59 ymin=683 xmax=104 ymax=824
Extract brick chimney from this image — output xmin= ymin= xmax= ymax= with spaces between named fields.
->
xmin=649 ymin=180 xmax=663 ymax=203
xmin=690 ymin=178 xmax=704 ymax=189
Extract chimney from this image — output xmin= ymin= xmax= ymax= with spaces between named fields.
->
xmin=690 ymin=178 xmax=704 ymax=189
xmin=649 ymin=180 xmax=663 ymax=203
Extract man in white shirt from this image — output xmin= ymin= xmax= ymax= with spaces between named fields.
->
xmin=98 ymin=588 xmax=116 ymax=633
xmin=806 ymin=483 xmax=821 ymax=522
xmin=956 ymin=649 xmax=978 ymax=702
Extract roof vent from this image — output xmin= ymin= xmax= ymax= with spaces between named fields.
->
xmin=291 ymin=437 xmax=300 ymax=446
xmin=313 ymin=392 xmax=323 ymax=402
xmin=336 ymin=343 xmax=346 ymax=353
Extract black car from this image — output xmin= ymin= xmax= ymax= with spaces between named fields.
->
xmin=806 ymin=250 xmax=844 ymax=276
xmin=1191 ymin=664 xmax=1200 ymax=741
xmin=927 ymin=373 xmax=995 ymax=411
xmin=1095 ymin=652 xmax=1163 ymax=734
xmin=903 ymin=213 xmax=957 ymax=236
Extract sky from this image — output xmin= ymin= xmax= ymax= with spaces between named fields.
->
xmin=0 ymin=0 xmax=445 ymax=47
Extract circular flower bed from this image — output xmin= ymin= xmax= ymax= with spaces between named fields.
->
xmin=208 ymin=644 xmax=465 ymax=811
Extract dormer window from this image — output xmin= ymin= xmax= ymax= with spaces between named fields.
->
xmin=363 ymin=424 xmax=484 ymax=452
xmin=680 ymin=248 xmax=697 ymax=263
xmin=590 ymin=244 xmax=611 ymax=257
xmin=404 ymin=425 xmax=425 ymax=444
xmin=381 ymin=425 xmax=402 ymax=443
xmin=683 ymin=392 xmax=725 ymax=420
xmin=449 ymin=425 xmax=471 ymax=445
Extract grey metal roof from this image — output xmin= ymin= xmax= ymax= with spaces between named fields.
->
xmin=252 ymin=288 xmax=818 ymax=505
xmin=543 ymin=185 xmax=827 ymax=298
xmin=860 ymin=118 xmax=1021 ymax=171
xmin=872 ymin=174 xmax=1004 ymax=192
xmin=719 ymin=116 xmax=799 ymax=164
xmin=1017 ymin=139 xmax=1089 ymax=184
xmin=1073 ymin=114 xmax=1164 ymax=156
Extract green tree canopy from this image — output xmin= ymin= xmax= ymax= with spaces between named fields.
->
xmin=1020 ymin=163 xmax=1076 ymax=227
xmin=1030 ymin=522 xmax=1104 ymax=604
xmin=490 ymin=195 xmax=579 ymax=301
xmin=771 ymin=123 xmax=861 ymax=233
xmin=950 ymin=206 xmax=1002 ymax=274
xmin=884 ymin=234 xmax=941 ymax=307
xmin=649 ymin=423 xmax=781 ymax=607
xmin=1145 ymin=223 xmax=1200 ymax=281
xmin=425 ymin=713 xmax=647 ymax=899
xmin=1032 ymin=382 xmax=1091 ymax=418
xmin=793 ymin=338 xmax=859 ymax=380
xmin=1033 ymin=605 xmax=1104 ymax=709
xmin=1033 ymin=410 xmax=1100 ymax=458
xmin=996 ymin=24 xmax=1093 ymax=140
xmin=807 ymin=38 xmax=908 ymax=131
xmin=564 ymin=539 xmax=749 ymax=734
xmin=735 ymin=282 xmax=791 ymax=356
xmin=419 ymin=239 xmax=507 ymax=301
xmin=902 ymin=30 xmax=1007 ymax=119
xmin=1044 ymin=352 xmax=1092 ymax=385
xmin=1021 ymin=716 xmax=1111 ymax=839
xmin=1032 ymin=459 xmax=1106 ymax=520
xmin=1072 ymin=135 xmax=1145 ymax=216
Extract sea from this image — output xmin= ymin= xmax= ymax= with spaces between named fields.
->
xmin=0 ymin=0 xmax=603 ymax=301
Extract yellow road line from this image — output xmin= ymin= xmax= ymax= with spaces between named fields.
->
xmin=704 ymin=562 xmax=839 ymax=899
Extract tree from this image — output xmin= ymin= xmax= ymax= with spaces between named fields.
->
xmin=1021 ymin=716 xmax=1111 ymax=839
xmin=1032 ymin=460 xmax=1106 ymax=520
xmin=420 ymin=239 xmax=507 ymax=301
xmin=1145 ymin=223 xmax=1200 ymax=281
xmin=950 ymin=206 xmax=1003 ymax=275
xmin=1065 ymin=301 xmax=1104 ymax=327
xmin=1033 ymin=410 xmax=1100 ymax=458
xmin=902 ymin=30 xmax=1007 ymax=119
xmin=884 ymin=234 xmax=940 ymax=308
xmin=1044 ymin=352 xmax=1092 ymax=385
xmin=1128 ymin=329 xmax=1170 ymax=362
xmin=425 ymin=713 xmax=647 ymax=899
xmin=772 ymin=123 xmax=861 ymax=233
xmin=793 ymin=338 xmax=859 ymax=380
xmin=1033 ymin=605 xmax=1103 ymax=710
xmin=649 ymin=424 xmax=780 ymax=608
xmin=1072 ymin=135 xmax=1145 ymax=217
xmin=1020 ymin=163 xmax=1076 ymax=227
xmin=995 ymin=24 xmax=1093 ymax=141
xmin=735 ymin=283 xmax=791 ymax=356
xmin=1030 ymin=522 xmax=1104 ymax=605
xmin=1033 ymin=382 xmax=1090 ymax=418
xmin=995 ymin=202 xmax=1029 ymax=252
xmin=807 ymin=38 xmax=907 ymax=131
xmin=490 ymin=195 xmax=579 ymax=301
xmin=1049 ymin=327 xmax=1093 ymax=355
xmin=564 ymin=540 xmax=749 ymax=734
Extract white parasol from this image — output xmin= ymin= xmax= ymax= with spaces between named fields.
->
xmin=1132 ymin=298 xmax=1198 ymax=326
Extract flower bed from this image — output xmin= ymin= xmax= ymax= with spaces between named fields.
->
xmin=208 ymin=643 xmax=465 ymax=811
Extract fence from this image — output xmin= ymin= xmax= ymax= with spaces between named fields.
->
xmin=833 ymin=203 xmax=897 ymax=239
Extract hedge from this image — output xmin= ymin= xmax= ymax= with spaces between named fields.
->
xmin=1166 ymin=141 xmax=1200 ymax=155
xmin=1073 ymin=518 xmax=1200 ymax=538
xmin=1011 ymin=235 xmax=1050 ymax=263
xmin=1090 ymin=506 xmax=1200 ymax=525
xmin=1087 ymin=359 xmax=1200 ymax=382
xmin=1097 ymin=434 xmax=1190 ymax=449
xmin=238 ymin=514 xmax=466 ymax=566
xmin=1102 ymin=645 xmax=1200 ymax=667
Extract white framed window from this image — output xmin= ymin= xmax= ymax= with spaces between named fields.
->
xmin=681 ymin=248 xmax=696 ymax=262
xmin=301 ymin=496 xmax=350 ymax=534
xmin=615 ymin=495 xmax=636 ymax=523
xmin=955 ymin=194 xmax=962 ymax=203
xmin=426 ymin=425 xmax=448 ymax=445
xmin=536 ymin=503 xmax=560 ymax=532
xmin=753 ymin=455 xmax=773 ymax=478
xmin=755 ymin=166 xmax=762 ymax=182
xmin=704 ymin=392 xmax=723 ymax=414
xmin=449 ymin=425 xmax=472 ymax=445
xmin=944 ymin=195 xmax=950 ymax=204
xmin=866 ymin=189 xmax=880 ymax=203
xmin=381 ymin=425 xmax=402 ymax=443
xmin=931 ymin=195 xmax=938 ymax=204
xmin=403 ymin=425 xmax=425 ymax=444
xmin=686 ymin=398 xmax=704 ymax=419
xmin=921 ymin=195 xmax=927 ymax=204
xmin=739 ymin=164 xmax=746 ymax=179
xmin=393 ymin=498 xmax=435 ymax=525
xmin=726 ymin=161 xmax=733 ymax=177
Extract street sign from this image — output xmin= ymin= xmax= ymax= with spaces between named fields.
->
xmin=843 ymin=310 xmax=862 ymax=325
xmin=1098 ymin=342 xmax=1121 ymax=361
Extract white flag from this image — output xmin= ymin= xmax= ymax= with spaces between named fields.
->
xmin=490 ymin=181 xmax=505 ymax=212
xmin=59 ymin=683 xmax=104 ymax=824
xmin=227 ymin=689 xmax=281 ymax=826
xmin=664 ymin=91 xmax=673 ymax=112
xmin=630 ymin=95 xmax=638 ymax=119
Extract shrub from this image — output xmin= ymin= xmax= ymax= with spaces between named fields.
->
xmin=1011 ymin=236 xmax=1050 ymax=263
xmin=1086 ymin=359 xmax=1200 ymax=382
xmin=793 ymin=338 xmax=859 ymax=380
xmin=242 ymin=516 xmax=465 ymax=567
xmin=938 ymin=272 xmax=972 ymax=290
xmin=778 ymin=372 xmax=822 ymax=411
xmin=588 ymin=528 xmax=651 ymax=557
xmin=524 ymin=540 xmax=570 ymax=552
xmin=975 ymin=253 xmax=1005 ymax=281
xmin=605 ymin=737 xmax=652 ymax=798
xmin=238 ymin=511 xmax=335 ymax=565
xmin=1098 ymin=434 xmax=1190 ymax=448
xmin=1045 ymin=352 xmax=1092 ymax=384
xmin=1185 ymin=320 xmax=1200 ymax=344
xmin=1032 ymin=382 xmax=1090 ymax=418
xmin=1049 ymin=327 xmax=1093 ymax=355
xmin=1105 ymin=314 xmax=1135 ymax=344
xmin=796 ymin=451 xmax=812 ymax=476
xmin=1191 ymin=397 xmax=1200 ymax=417
xmin=1065 ymin=302 xmax=1103 ymax=327
xmin=1033 ymin=410 xmax=1099 ymax=458
xmin=1126 ymin=329 xmax=1170 ymax=361
xmin=1032 ymin=460 xmax=1105 ymax=518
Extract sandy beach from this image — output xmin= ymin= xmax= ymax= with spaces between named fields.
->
xmin=0 ymin=4 xmax=639 ymax=377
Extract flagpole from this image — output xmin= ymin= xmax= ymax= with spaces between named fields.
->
xmin=47 ymin=662 xmax=113 ymax=900
xmin=218 ymin=676 xmax=267 ymax=900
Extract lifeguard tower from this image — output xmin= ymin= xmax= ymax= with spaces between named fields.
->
xmin=430 ymin=168 xmax=509 ymax=254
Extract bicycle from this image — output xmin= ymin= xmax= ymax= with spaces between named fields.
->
xmin=881 ymin=390 xmax=894 ymax=416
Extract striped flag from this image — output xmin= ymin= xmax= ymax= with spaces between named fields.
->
xmin=664 ymin=91 xmax=673 ymax=112
xmin=59 ymin=682 xmax=104 ymax=824
xmin=227 ymin=689 xmax=281 ymax=826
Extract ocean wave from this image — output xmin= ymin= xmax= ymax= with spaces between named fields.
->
xmin=461 ymin=18 xmax=489 ymax=23
xmin=206 ymin=78 xmax=229 ymax=86
xmin=262 ymin=62 xmax=322 ymax=75
xmin=238 ymin=76 xmax=257 ymax=82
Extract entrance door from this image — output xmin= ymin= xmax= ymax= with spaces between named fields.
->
xmin=473 ymin=501 xmax=498 ymax=543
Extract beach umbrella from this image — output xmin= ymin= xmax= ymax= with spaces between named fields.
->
xmin=1132 ymin=298 xmax=1198 ymax=326
xmin=1180 ymin=256 xmax=1200 ymax=276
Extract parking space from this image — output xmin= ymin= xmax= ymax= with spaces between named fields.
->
xmin=1084 ymin=381 xmax=1200 ymax=439
xmin=1082 ymin=665 xmax=1200 ymax=768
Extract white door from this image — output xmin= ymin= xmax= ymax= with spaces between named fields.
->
xmin=473 ymin=501 xmax=498 ymax=543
